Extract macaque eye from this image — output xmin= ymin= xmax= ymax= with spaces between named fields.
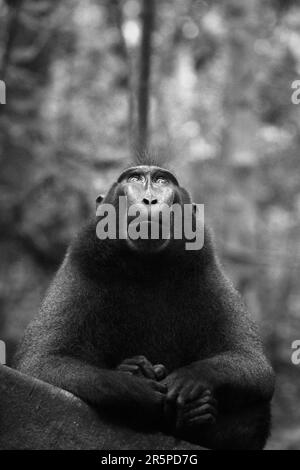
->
xmin=128 ymin=174 xmax=145 ymax=184
xmin=154 ymin=177 xmax=168 ymax=185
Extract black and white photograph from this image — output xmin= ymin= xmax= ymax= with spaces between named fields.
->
xmin=0 ymin=0 xmax=300 ymax=453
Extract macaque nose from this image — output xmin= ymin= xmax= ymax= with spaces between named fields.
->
xmin=142 ymin=197 xmax=158 ymax=205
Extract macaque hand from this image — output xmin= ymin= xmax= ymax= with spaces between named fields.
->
xmin=162 ymin=368 xmax=217 ymax=429
xmin=176 ymin=390 xmax=217 ymax=430
xmin=116 ymin=355 xmax=168 ymax=381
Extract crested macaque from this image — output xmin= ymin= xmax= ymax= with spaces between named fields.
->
xmin=14 ymin=165 xmax=275 ymax=450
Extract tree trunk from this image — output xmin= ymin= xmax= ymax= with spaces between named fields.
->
xmin=137 ymin=0 xmax=156 ymax=154
xmin=106 ymin=0 xmax=135 ymax=153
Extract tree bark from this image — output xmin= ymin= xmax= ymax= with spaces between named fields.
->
xmin=137 ymin=0 xmax=156 ymax=153
xmin=106 ymin=0 xmax=136 ymax=153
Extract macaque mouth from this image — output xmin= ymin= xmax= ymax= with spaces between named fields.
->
xmin=127 ymin=220 xmax=171 ymax=242
xmin=96 ymin=196 xmax=205 ymax=251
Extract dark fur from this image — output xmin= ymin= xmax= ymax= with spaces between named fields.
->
xmin=14 ymin=168 xmax=275 ymax=450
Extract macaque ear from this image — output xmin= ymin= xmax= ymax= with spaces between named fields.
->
xmin=96 ymin=194 xmax=104 ymax=210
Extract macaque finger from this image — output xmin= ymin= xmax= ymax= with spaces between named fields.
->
xmin=120 ymin=356 xmax=156 ymax=379
xmin=166 ymin=384 xmax=182 ymax=404
xmin=184 ymin=403 xmax=217 ymax=421
xmin=117 ymin=364 xmax=140 ymax=375
xmin=175 ymin=384 xmax=195 ymax=428
xmin=183 ymin=395 xmax=217 ymax=412
xmin=151 ymin=380 xmax=168 ymax=394
xmin=140 ymin=365 xmax=156 ymax=380
xmin=185 ymin=385 xmax=211 ymax=403
xmin=188 ymin=413 xmax=216 ymax=426
xmin=177 ymin=384 xmax=195 ymax=407
xmin=153 ymin=364 xmax=168 ymax=381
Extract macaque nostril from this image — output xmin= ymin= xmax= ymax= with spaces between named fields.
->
xmin=143 ymin=197 xmax=158 ymax=205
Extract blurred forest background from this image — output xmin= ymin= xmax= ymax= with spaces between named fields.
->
xmin=0 ymin=0 xmax=300 ymax=450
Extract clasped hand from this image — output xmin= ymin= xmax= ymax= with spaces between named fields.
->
xmin=116 ymin=356 xmax=217 ymax=431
